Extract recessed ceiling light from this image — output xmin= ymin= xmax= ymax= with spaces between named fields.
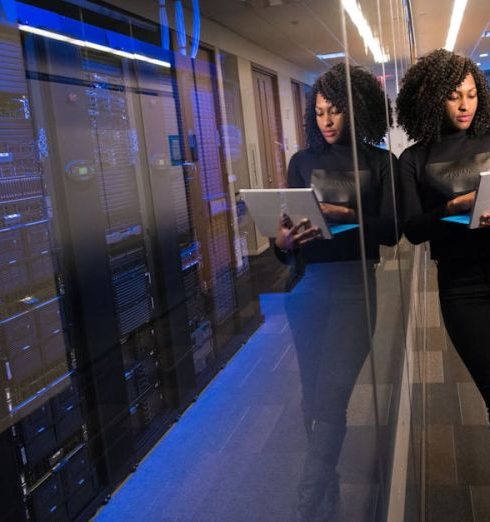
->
xmin=341 ymin=0 xmax=389 ymax=63
xmin=444 ymin=0 xmax=468 ymax=52
xmin=479 ymin=53 xmax=489 ymax=57
xmin=316 ymin=52 xmax=346 ymax=60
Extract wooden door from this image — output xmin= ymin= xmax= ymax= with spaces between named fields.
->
xmin=291 ymin=79 xmax=308 ymax=151
xmin=252 ymin=67 xmax=286 ymax=188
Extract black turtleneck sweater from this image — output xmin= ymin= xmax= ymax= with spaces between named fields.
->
xmin=278 ymin=143 xmax=398 ymax=263
xmin=399 ymin=131 xmax=490 ymax=261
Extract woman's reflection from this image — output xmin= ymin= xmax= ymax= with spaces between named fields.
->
xmin=274 ymin=63 xmax=398 ymax=520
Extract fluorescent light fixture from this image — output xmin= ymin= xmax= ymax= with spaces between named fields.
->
xmin=479 ymin=53 xmax=489 ymax=57
xmin=341 ymin=0 xmax=389 ymax=63
xmin=18 ymin=24 xmax=171 ymax=68
xmin=444 ymin=0 xmax=468 ymax=51
xmin=316 ymin=52 xmax=346 ymax=60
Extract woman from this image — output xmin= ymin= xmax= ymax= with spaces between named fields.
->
xmin=397 ymin=49 xmax=490 ymax=425
xmin=275 ymin=63 xmax=398 ymax=521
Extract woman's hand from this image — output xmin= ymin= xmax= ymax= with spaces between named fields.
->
xmin=446 ymin=191 xmax=476 ymax=215
xmin=479 ymin=213 xmax=490 ymax=228
xmin=274 ymin=214 xmax=322 ymax=251
xmin=319 ymin=203 xmax=356 ymax=223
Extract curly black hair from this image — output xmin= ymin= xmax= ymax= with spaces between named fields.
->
xmin=305 ymin=63 xmax=392 ymax=151
xmin=396 ymin=48 xmax=490 ymax=144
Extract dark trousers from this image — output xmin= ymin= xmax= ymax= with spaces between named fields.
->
xmin=286 ymin=261 xmax=376 ymax=520
xmin=437 ymin=259 xmax=490 ymax=413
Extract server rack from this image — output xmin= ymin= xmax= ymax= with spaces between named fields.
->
xmin=0 ymin=1 xmax=263 ymax=519
xmin=0 ymin=24 xmax=97 ymax=521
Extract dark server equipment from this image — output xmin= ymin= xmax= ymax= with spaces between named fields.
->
xmin=50 ymin=384 xmax=83 ymax=444
xmin=127 ymin=385 xmax=165 ymax=442
xmin=110 ymin=250 xmax=152 ymax=337
xmin=0 ymin=2 xmax=263 ymax=519
xmin=0 ymin=23 xmax=92 ymax=522
xmin=19 ymin=402 xmax=58 ymax=466
xmin=59 ymin=446 xmax=99 ymax=519
xmin=29 ymin=472 xmax=69 ymax=521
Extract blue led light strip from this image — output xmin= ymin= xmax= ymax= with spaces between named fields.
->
xmin=18 ymin=24 xmax=171 ymax=68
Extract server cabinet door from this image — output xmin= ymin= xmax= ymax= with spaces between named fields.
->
xmin=173 ymin=46 xmax=238 ymax=360
xmin=131 ymin=61 xmax=197 ymax=407
xmin=0 ymin=22 xmax=93 ymax=522
xmin=24 ymin=34 xmax=135 ymax=485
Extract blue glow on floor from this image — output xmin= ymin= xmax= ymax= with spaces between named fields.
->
xmin=95 ymin=293 xmax=305 ymax=521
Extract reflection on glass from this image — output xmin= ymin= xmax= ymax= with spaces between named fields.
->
xmin=274 ymin=63 xmax=397 ymax=519
xmin=0 ymin=0 xmax=421 ymax=520
xmin=0 ymin=24 xmax=70 ymax=421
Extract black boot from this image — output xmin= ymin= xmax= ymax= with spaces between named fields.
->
xmin=295 ymin=420 xmax=345 ymax=521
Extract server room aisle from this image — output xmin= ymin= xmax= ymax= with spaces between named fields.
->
xmin=95 ymin=290 xmax=305 ymax=522
xmin=422 ymin=265 xmax=490 ymax=522
xmin=93 ymin=255 xmax=401 ymax=522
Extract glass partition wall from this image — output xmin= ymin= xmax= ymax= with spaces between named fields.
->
xmin=0 ymin=1 xmax=420 ymax=521
xmin=338 ymin=2 xmax=421 ymax=521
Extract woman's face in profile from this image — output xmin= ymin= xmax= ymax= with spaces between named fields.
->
xmin=445 ymin=73 xmax=478 ymax=131
xmin=315 ymin=93 xmax=345 ymax=145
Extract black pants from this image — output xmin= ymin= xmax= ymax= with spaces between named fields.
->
xmin=286 ymin=261 xmax=376 ymax=520
xmin=437 ymin=259 xmax=490 ymax=413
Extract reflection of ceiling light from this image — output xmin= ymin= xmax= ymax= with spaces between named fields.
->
xmin=480 ymin=53 xmax=489 ymax=57
xmin=316 ymin=52 xmax=346 ymax=60
xmin=444 ymin=0 xmax=468 ymax=51
xmin=477 ymin=62 xmax=481 ymax=66
xmin=18 ymin=24 xmax=171 ymax=68
xmin=341 ymin=0 xmax=389 ymax=63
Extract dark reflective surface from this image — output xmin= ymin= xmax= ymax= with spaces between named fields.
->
xmin=0 ymin=1 xmax=419 ymax=521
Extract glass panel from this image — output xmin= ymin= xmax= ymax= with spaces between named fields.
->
xmin=0 ymin=1 xmax=419 ymax=521
xmin=339 ymin=1 xmax=420 ymax=519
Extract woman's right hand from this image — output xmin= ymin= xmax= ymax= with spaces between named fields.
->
xmin=446 ymin=191 xmax=476 ymax=215
xmin=274 ymin=214 xmax=322 ymax=251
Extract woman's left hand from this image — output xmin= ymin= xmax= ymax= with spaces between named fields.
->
xmin=319 ymin=203 xmax=356 ymax=223
xmin=479 ymin=212 xmax=490 ymax=227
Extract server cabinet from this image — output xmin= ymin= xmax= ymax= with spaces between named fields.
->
xmin=173 ymin=45 xmax=242 ymax=361
xmin=0 ymin=22 xmax=95 ymax=521
xmin=0 ymin=1 xmax=263 ymax=519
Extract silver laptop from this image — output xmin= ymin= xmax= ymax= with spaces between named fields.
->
xmin=442 ymin=172 xmax=490 ymax=228
xmin=239 ymin=188 xmax=332 ymax=239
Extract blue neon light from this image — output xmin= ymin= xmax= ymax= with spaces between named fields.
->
xmin=159 ymin=1 xmax=170 ymax=50
xmin=0 ymin=0 xmax=17 ymax=23
xmin=190 ymin=0 xmax=200 ymax=59
xmin=174 ymin=0 xmax=186 ymax=56
xmin=15 ymin=2 xmax=172 ymax=65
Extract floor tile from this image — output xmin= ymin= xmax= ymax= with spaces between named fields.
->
xmin=427 ymin=425 xmax=457 ymax=485
xmin=470 ymin=485 xmax=490 ymax=522
xmin=454 ymin=426 xmax=490 ymax=485
xmin=458 ymin=383 xmax=488 ymax=426
xmin=427 ymin=485 xmax=474 ymax=522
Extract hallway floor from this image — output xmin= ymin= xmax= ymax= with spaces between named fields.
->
xmin=422 ymin=265 xmax=490 ymax=522
xmin=93 ymin=245 xmax=440 ymax=522
xmin=94 ymin=287 xmax=388 ymax=521
xmin=85 ymin=248 xmax=490 ymax=522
